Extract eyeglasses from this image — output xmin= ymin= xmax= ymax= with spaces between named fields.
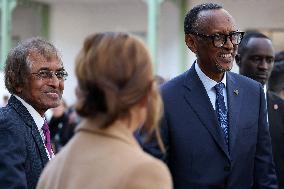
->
xmin=31 ymin=70 xmax=68 ymax=81
xmin=190 ymin=31 xmax=245 ymax=48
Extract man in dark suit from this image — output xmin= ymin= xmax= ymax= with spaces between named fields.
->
xmin=236 ymin=31 xmax=284 ymax=188
xmin=0 ymin=37 xmax=67 ymax=189
xmin=140 ymin=3 xmax=277 ymax=188
xmin=269 ymin=61 xmax=284 ymax=100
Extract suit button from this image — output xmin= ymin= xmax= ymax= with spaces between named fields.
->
xmin=224 ymin=166 xmax=230 ymax=172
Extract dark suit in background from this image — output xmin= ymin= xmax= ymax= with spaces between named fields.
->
xmin=237 ymin=31 xmax=284 ymax=188
xmin=268 ymin=92 xmax=284 ymax=188
xmin=0 ymin=96 xmax=49 ymax=189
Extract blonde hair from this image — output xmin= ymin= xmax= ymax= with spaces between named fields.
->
xmin=75 ymin=32 xmax=163 ymax=142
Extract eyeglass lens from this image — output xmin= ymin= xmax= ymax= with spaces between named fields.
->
xmin=213 ymin=33 xmax=242 ymax=47
xmin=33 ymin=70 xmax=68 ymax=81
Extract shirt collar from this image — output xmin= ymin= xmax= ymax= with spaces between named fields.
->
xmin=14 ymin=95 xmax=45 ymax=130
xmin=195 ymin=62 xmax=227 ymax=93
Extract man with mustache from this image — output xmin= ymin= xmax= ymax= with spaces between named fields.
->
xmin=0 ymin=37 xmax=67 ymax=189
xmin=141 ymin=3 xmax=277 ymax=188
xmin=236 ymin=31 xmax=284 ymax=188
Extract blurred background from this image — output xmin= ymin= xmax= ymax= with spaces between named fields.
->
xmin=1 ymin=0 xmax=284 ymax=106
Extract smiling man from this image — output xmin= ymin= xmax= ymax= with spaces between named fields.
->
xmin=141 ymin=3 xmax=277 ymax=188
xmin=0 ymin=37 xmax=67 ymax=189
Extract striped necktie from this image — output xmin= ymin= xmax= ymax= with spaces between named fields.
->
xmin=42 ymin=121 xmax=53 ymax=158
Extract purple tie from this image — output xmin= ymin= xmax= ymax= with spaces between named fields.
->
xmin=42 ymin=121 xmax=53 ymax=158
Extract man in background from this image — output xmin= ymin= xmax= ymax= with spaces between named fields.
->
xmin=49 ymin=99 xmax=79 ymax=152
xmin=237 ymin=31 xmax=284 ymax=188
xmin=0 ymin=37 xmax=67 ymax=189
xmin=269 ymin=61 xmax=284 ymax=100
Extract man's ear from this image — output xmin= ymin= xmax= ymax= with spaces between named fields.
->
xmin=185 ymin=34 xmax=197 ymax=53
xmin=235 ymin=54 xmax=241 ymax=67
xmin=16 ymin=86 xmax=22 ymax=94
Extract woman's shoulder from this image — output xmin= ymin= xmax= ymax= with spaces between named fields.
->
xmin=118 ymin=149 xmax=172 ymax=189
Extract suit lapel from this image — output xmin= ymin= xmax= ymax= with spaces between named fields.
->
xmin=226 ymin=73 xmax=242 ymax=154
xmin=183 ymin=65 xmax=230 ymax=159
xmin=10 ymin=96 xmax=49 ymax=165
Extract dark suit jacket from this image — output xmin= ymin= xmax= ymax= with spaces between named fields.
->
xmin=0 ymin=95 xmax=49 ymax=189
xmin=268 ymin=92 xmax=284 ymax=189
xmin=142 ymin=64 xmax=277 ymax=188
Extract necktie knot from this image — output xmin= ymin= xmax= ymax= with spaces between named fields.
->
xmin=214 ymin=82 xmax=225 ymax=94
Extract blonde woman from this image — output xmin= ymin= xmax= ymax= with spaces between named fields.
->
xmin=37 ymin=32 xmax=172 ymax=189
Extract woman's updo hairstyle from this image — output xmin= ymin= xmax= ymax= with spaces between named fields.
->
xmin=75 ymin=32 xmax=163 ymax=135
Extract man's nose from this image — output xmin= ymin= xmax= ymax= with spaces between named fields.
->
xmin=223 ymin=36 xmax=234 ymax=49
xmin=48 ymin=74 xmax=61 ymax=87
xmin=258 ymin=59 xmax=269 ymax=70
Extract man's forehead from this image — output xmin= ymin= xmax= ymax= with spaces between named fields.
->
xmin=27 ymin=51 xmax=62 ymax=66
xmin=246 ymin=38 xmax=274 ymax=54
xmin=197 ymin=9 xmax=237 ymax=30
xmin=247 ymin=37 xmax=272 ymax=48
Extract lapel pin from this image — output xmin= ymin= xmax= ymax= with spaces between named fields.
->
xmin=273 ymin=104 xmax=279 ymax=110
xmin=234 ymin=89 xmax=239 ymax=96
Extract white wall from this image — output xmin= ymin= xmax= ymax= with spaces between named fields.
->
xmin=12 ymin=5 xmax=42 ymax=41
xmin=0 ymin=5 xmax=42 ymax=106
xmin=49 ymin=1 xmax=182 ymax=105
xmin=158 ymin=1 xmax=181 ymax=79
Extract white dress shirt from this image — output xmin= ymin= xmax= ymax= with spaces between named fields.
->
xmin=195 ymin=62 xmax=228 ymax=110
xmin=263 ymin=85 xmax=270 ymax=124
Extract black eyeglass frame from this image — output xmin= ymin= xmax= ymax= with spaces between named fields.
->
xmin=31 ymin=70 xmax=68 ymax=81
xmin=189 ymin=31 xmax=245 ymax=48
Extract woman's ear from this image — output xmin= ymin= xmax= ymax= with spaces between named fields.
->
xmin=185 ymin=34 xmax=197 ymax=54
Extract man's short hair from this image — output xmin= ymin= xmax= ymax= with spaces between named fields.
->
xmin=184 ymin=3 xmax=223 ymax=35
xmin=238 ymin=31 xmax=269 ymax=56
xmin=268 ymin=61 xmax=284 ymax=93
xmin=4 ymin=37 xmax=61 ymax=94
